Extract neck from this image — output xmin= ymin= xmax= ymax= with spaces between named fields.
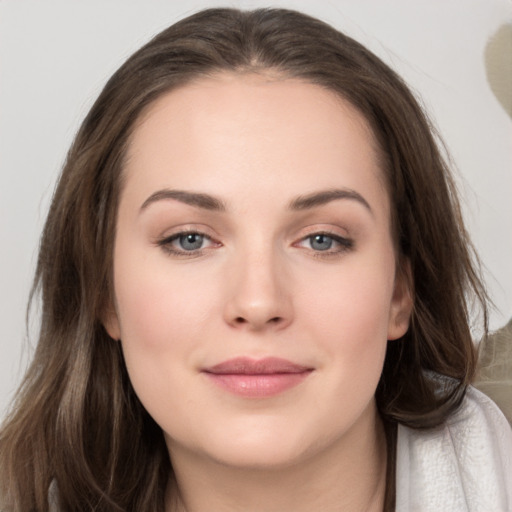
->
xmin=166 ymin=406 xmax=388 ymax=512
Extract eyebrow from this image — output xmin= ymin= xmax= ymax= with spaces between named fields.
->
xmin=140 ymin=189 xmax=226 ymax=212
xmin=139 ymin=187 xmax=372 ymax=215
xmin=288 ymin=188 xmax=373 ymax=214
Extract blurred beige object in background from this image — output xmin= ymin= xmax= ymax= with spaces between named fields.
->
xmin=474 ymin=318 xmax=512 ymax=425
xmin=485 ymin=23 xmax=512 ymax=119
xmin=476 ymin=23 xmax=512 ymax=425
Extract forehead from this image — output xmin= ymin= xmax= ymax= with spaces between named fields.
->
xmin=130 ymin=72 xmax=380 ymax=156
xmin=123 ymin=72 xmax=388 ymax=212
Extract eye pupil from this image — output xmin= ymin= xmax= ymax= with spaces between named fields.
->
xmin=179 ymin=233 xmax=204 ymax=250
xmin=310 ymin=234 xmax=333 ymax=251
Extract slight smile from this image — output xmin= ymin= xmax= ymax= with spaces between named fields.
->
xmin=202 ymin=357 xmax=314 ymax=398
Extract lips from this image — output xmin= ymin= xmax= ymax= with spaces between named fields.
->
xmin=202 ymin=357 xmax=313 ymax=398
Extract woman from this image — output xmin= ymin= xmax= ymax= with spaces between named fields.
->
xmin=1 ymin=8 xmax=510 ymax=512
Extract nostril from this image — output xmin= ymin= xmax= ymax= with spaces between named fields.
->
xmin=233 ymin=316 xmax=282 ymax=326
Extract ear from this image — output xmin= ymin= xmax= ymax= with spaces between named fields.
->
xmin=387 ymin=259 xmax=413 ymax=341
xmin=102 ymin=302 xmax=121 ymax=341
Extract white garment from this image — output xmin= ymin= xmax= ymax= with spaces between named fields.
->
xmin=396 ymin=386 xmax=512 ymax=512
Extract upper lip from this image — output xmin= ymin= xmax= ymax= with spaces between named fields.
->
xmin=203 ymin=357 xmax=313 ymax=375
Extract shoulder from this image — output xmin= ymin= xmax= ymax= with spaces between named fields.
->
xmin=396 ymin=386 xmax=512 ymax=512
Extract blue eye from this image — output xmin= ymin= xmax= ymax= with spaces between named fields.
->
xmin=176 ymin=233 xmax=205 ymax=251
xmin=158 ymin=231 xmax=216 ymax=256
xmin=309 ymin=234 xmax=334 ymax=251
xmin=297 ymin=232 xmax=353 ymax=255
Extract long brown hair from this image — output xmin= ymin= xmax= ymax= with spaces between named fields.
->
xmin=0 ymin=8 xmax=488 ymax=511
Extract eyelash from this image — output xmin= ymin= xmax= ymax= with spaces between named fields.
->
xmin=156 ymin=230 xmax=354 ymax=258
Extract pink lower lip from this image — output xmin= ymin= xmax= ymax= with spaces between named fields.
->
xmin=203 ymin=371 xmax=312 ymax=398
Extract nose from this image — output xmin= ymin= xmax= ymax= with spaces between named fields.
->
xmin=223 ymin=248 xmax=293 ymax=332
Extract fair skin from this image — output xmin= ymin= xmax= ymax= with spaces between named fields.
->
xmin=106 ymin=72 xmax=412 ymax=512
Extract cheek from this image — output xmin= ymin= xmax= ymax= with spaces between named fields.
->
xmin=112 ymin=251 xmax=223 ymax=423
xmin=298 ymin=253 xmax=395 ymax=372
xmin=112 ymin=246 xmax=219 ymax=365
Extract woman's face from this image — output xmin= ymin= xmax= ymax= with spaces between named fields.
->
xmin=106 ymin=73 xmax=411 ymax=469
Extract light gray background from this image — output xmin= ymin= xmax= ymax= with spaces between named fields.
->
xmin=1 ymin=0 xmax=511 ymax=418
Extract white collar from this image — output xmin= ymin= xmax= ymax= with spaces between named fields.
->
xmin=396 ymin=386 xmax=512 ymax=511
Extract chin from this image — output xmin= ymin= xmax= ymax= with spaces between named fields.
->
xmin=205 ymin=437 xmax=312 ymax=471
xmin=183 ymin=414 xmax=342 ymax=471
